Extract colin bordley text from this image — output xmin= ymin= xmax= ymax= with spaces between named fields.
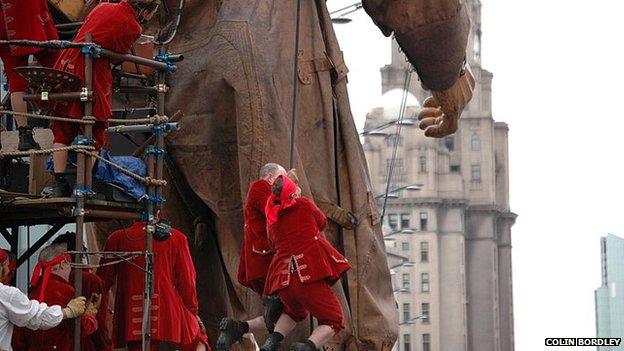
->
xmin=545 ymin=338 xmax=622 ymax=347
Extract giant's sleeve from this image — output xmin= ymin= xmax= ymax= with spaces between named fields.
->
xmin=5 ymin=287 xmax=63 ymax=330
xmin=174 ymin=232 xmax=199 ymax=314
xmin=362 ymin=0 xmax=470 ymax=91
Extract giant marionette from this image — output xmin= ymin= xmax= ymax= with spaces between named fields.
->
xmin=78 ymin=0 xmax=474 ymax=349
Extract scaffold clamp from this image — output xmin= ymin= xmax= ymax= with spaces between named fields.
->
xmin=81 ymin=44 xmax=102 ymax=59
xmin=72 ymin=135 xmax=95 ymax=146
xmin=155 ymin=51 xmax=177 ymax=74
xmin=80 ymin=87 xmax=89 ymax=101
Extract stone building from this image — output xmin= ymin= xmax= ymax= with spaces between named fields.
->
xmin=365 ymin=1 xmax=516 ymax=350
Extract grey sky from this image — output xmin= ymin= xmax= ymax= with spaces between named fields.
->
xmin=329 ymin=0 xmax=624 ymax=350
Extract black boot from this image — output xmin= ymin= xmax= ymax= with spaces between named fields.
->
xmin=215 ymin=318 xmax=248 ymax=351
xmin=290 ymin=340 xmax=317 ymax=351
xmin=42 ymin=173 xmax=71 ymax=198
xmin=263 ymin=294 xmax=284 ymax=333
xmin=17 ymin=126 xmax=41 ymax=151
xmin=260 ymin=332 xmax=284 ymax=351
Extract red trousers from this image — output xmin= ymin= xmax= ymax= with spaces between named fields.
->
xmin=278 ymin=275 xmax=345 ymax=333
xmin=51 ymin=120 xmax=108 ymax=150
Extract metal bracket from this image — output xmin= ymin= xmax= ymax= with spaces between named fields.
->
xmin=40 ymin=91 xmax=49 ymax=101
xmin=80 ymin=87 xmax=89 ymax=101
xmin=155 ymin=84 xmax=169 ymax=93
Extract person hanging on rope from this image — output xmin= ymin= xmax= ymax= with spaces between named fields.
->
xmin=259 ymin=175 xmax=351 ymax=351
xmin=46 ymin=0 xmax=160 ymax=197
xmin=0 ymin=0 xmax=59 ymax=151
xmin=11 ymin=244 xmax=101 ymax=351
xmin=97 ymin=222 xmax=210 ymax=351
xmin=216 ymin=163 xmax=287 ymax=350
xmin=50 ymin=232 xmax=112 ymax=351
xmin=0 ymin=249 xmax=88 ymax=351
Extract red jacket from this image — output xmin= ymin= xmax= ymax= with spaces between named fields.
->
xmin=54 ymin=1 xmax=142 ymax=121
xmin=263 ymin=197 xmax=351 ymax=296
xmin=97 ymin=223 xmax=204 ymax=347
xmin=0 ymin=0 xmax=58 ymax=56
xmin=237 ymin=179 xmax=274 ymax=294
xmin=12 ymin=274 xmax=98 ymax=351
xmin=70 ymin=270 xmax=113 ymax=351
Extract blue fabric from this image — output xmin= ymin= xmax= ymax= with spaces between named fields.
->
xmin=95 ymin=150 xmax=146 ymax=200
xmin=45 ymin=150 xmax=147 ymax=200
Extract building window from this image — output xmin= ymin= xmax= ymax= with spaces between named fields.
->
xmin=404 ymin=334 xmax=411 ymax=351
xmin=403 ymin=303 xmax=410 ymax=322
xmin=423 ymin=333 xmax=431 ymax=351
xmin=450 ymin=165 xmax=460 ymax=172
xmin=386 ymin=158 xmax=405 ymax=182
xmin=419 ymin=156 xmax=427 ymax=173
xmin=421 ymin=303 xmax=430 ymax=324
xmin=421 ymin=273 xmax=430 ymax=293
xmin=388 ymin=214 xmax=398 ymax=231
xmin=471 ymin=164 xmax=481 ymax=183
xmin=470 ymin=133 xmax=481 ymax=151
xmin=402 ymin=273 xmax=410 ymax=290
xmin=400 ymin=213 xmax=411 ymax=229
xmin=419 ymin=212 xmax=428 ymax=231
xmin=420 ymin=241 xmax=429 ymax=262
xmin=386 ymin=134 xmax=403 ymax=147
xmin=401 ymin=241 xmax=409 ymax=251
xmin=445 ymin=136 xmax=455 ymax=151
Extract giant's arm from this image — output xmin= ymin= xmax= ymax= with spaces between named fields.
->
xmin=362 ymin=0 xmax=470 ymax=91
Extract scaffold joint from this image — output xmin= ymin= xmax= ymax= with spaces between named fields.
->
xmin=80 ymin=87 xmax=90 ymax=101
xmin=81 ymin=44 xmax=102 ymax=58
xmin=155 ymin=51 xmax=177 ymax=74
xmin=72 ymin=135 xmax=95 ymax=146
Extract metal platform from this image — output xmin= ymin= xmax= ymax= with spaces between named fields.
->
xmin=0 ymin=191 xmax=142 ymax=227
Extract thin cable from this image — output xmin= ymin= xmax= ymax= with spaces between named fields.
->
xmin=380 ymin=68 xmax=412 ymax=223
xmin=289 ymin=0 xmax=302 ymax=169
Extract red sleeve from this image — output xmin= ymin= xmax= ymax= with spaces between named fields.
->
xmin=248 ymin=181 xmax=272 ymax=213
xmin=307 ymin=199 xmax=328 ymax=231
xmin=113 ymin=21 xmax=142 ymax=54
xmin=81 ymin=313 xmax=98 ymax=336
xmin=173 ymin=231 xmax=199 ymax=315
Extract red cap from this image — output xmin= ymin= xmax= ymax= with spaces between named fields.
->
xmin=265 ymin=175 xmax=298 ymax=226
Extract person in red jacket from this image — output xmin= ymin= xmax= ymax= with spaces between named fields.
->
xmin=51 ymin=232 xmax=112 ymax=351
xmin=0 ymin=0 xmax=58 ymax=151
xmin=12 ymin=244 xmax=101 ymax=351
xmin=97 ymin=222 xmax=210 ymax=351
xmin=217 ymin=163 xmax=287 ymax=350
xmin=47 ymin=0 xmax=159 ymax=197
xmin=259 ymin=175 xmax=351 ymax=351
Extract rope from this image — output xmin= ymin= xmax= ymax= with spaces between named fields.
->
xmin=380 ymin=68 xmax=413 ymax=222
xmin=1 ymin=110 xmax=95 ymax=125
xmin=108 ymin=115 xmax=169 ymax=125
xmin=289 ymin=0 xmax=303 ymax=169
xmin=0 ymin=145 xmax=95 ymax=158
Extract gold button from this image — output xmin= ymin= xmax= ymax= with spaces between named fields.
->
xmin=314 ymin=236 xmax=318 ymax=240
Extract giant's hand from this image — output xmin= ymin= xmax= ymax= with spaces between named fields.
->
xmin=418 ymin=66 xmax=475 ymax=137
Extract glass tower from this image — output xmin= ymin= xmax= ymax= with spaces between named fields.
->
xmin=595 ymin=234 xmax=624 ymax=350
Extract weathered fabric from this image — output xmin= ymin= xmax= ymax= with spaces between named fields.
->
xmin=362 ymin=0 xmax=471 ymax=91
xmin=143 ymin=1 xmax=398 ymax=349
xmin=85 ymin=0 xmax=468 ymax=349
